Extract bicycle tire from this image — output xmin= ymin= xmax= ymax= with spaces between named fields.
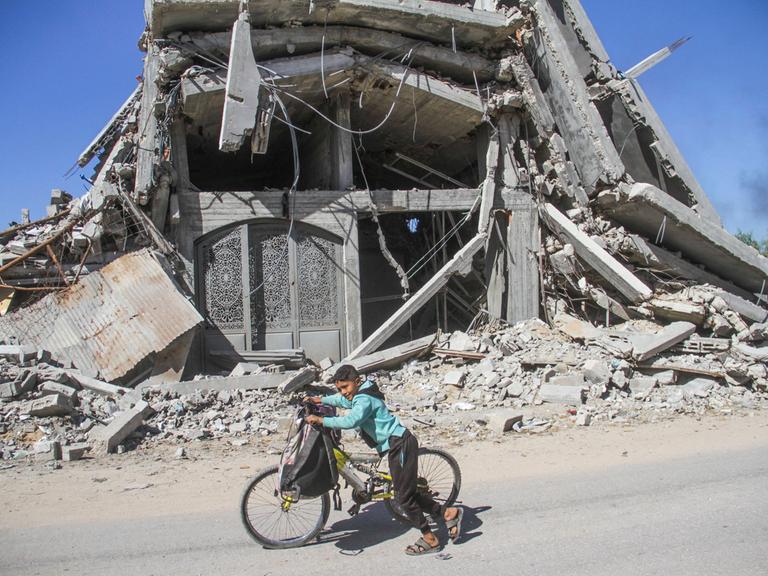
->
xmin=384 ymin=447 xmax=462 ymax=525
xmin=240 ymin=464 xmax=330 ymax=549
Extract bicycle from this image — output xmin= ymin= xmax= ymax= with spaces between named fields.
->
xmin=240 ymin=406 xmax=462 ymax=549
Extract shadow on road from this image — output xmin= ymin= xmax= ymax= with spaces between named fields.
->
xmin=311 ymin=502 xmax=491 ymax=553
xmin=452 ymin=504 xmax=490 ymax=545
xmin=313 ymin=503 xmax=409 ymax=553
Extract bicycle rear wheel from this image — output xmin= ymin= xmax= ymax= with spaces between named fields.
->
xmin=240 ymin=464 xmax=330 ymax=549
xmin=384 ymin=447 xmax=462 ymax=525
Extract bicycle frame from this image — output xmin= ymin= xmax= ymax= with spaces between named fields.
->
xmin=333 ymin=447 xmax=395 ymax=502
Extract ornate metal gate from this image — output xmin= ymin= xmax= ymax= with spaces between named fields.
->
xmin=197 ymin=220 xmax=345 ymax=363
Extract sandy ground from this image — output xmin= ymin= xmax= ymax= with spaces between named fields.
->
xmin=1 ymin=409 xmax=766 ymax=530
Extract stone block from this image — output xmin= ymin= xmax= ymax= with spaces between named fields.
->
xmin=62 ymin=443 xmax=91 ymax=462
xmin=23 ymin=394 xmax=73 ymax=417
xmin=653 ymin=370 xmax=678 ymax=386
xmin=11 ymin=371 xmax=38 ymax=398
xmin=539 ymin=384 xmax=584 ymax=405
xmin=230 ymin=422 xmax=248 ymax=433
xmin=443 ymin=370 xmax=466 ymax=388
xmin=505 ymin=380 xmax=524 ymax=398
xmin=34 ymin=440 xmax=61 ymax=461
xmin=0 ymin=381 xmax=17 ymax=399
xmin=229 ymin=362 xmax=261 ymax=377
xmin=89 ymin=400 xmax=152 ymax=454
xmin=583 ymin=359 xmax=611 ymax=385
xmin=548 ymin=373 xmax=586 ymax=388
xmin=41 ymin=382 xmax=78 ymax=402
xmin=486 ymin=412 xmax=524 ymax=433
xmin=682 ymin=377 xmax=717 ymax=399
xmin=318 ymin=357 xmax=334 ymax=371
xmin=485 ymin=373 xmax=501 ymax=388
xmin=629 ymin=376 xmax=657 ymax=394
xmin=448 ymin=331 xmax=476 ymax=352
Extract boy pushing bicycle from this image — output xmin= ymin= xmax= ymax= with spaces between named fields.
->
xmin=305 ymin=364 xmax=464 ymax=555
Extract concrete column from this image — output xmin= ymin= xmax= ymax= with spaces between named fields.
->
xmin=506 ymin=194 xmax=540 ymax=323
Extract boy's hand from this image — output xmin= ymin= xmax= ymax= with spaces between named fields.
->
xmin=303 ymin=396 xmax=322 ymax=405
xmin=305 ymin=415 xmax=324 ymax=427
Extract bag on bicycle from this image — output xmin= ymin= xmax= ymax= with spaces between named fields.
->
xmin=278 ymin=404 xmax=340 ymax=498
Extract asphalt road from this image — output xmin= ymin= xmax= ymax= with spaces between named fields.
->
xmin=3 ymin=442 xmax=767 ymax=576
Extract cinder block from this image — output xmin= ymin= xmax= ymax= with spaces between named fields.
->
xmin=23 ymin=394 xmax=73 ymax=417
xmin=41 ymin=382 xmax=78 ymax=402
xmin=548 ymin=373 xmax=586 ymax=388
xmin=62 ymin=443 xmax=91 ymax=462
xmin=539 ymin=384 xmax=584 ymax=405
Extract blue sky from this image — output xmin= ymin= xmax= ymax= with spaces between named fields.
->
xmin=0 ymin=0 xmax=766 ymax=238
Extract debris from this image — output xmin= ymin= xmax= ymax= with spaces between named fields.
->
xmin=575 ymin=411 xmax=592 ymax=427
xmin=23 ymin=394 xmax=73 ymax=417
xmin=443 ymin=370 xmax=466 ymax=388
xmin=631 ymin=321 xmax=697 ymax=361
xmin=89 ymin=400 xmax=153 ymax=455
xmin=542 ymin=203 xmax=652 ymax=303
xmin=538 ymin=384 xmax=584 ymax=406
xmin=278 ymin=367 xmax=318 ymax=395
xmin=62 ymin=443 xmax=91 ymax=462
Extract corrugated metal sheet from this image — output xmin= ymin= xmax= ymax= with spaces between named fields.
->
xmin=0 ymin=249 xmax=203 ymax=382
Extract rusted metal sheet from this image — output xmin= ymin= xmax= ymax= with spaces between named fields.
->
xmin=0 ymin=249 xmax=202 ymax=382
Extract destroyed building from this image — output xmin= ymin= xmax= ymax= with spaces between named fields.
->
xmin=1 ymin=1 xmax=767 ymax=457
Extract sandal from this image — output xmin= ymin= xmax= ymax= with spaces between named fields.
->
xmin=405 ymin=537 xmax=442 ymax=556
xmin=445 ymin=507 xmax=464 ymax=542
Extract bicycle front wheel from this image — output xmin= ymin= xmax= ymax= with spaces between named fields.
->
xmin=240 ymin=464 xmax=330 ymax=549
xmin=384 ymin=447 xmax=462 ymax=525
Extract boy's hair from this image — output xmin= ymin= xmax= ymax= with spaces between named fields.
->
xmin=332 ymin=364 xmax=359 ymax=382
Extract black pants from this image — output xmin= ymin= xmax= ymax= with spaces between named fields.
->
xmin=387 ymin=430 xmax=442 ymax=533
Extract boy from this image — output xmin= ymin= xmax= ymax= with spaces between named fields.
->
xmin=305 ymin=364 xmax=463 ymax=555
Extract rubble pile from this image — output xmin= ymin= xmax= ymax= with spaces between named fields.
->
xmin=139 ymin=386 xmax=292 ymax=446
xmin=2 ymin=305 xmax=766 ymax=465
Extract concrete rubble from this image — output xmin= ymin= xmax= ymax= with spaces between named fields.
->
xmin=1 ymin=1 xmax=766 ymax=465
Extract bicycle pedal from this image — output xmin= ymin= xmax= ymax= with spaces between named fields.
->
xmin=347 ymin=503 xmax=361 ymax=516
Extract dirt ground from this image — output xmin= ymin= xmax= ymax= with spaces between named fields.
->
xmin=2 ymin=409 xmax=766 ymax=531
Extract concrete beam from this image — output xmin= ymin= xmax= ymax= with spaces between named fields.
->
xmin=181 ymin=51 xmax=485 ymax=119
xmin=527 ymin=0 xmax=625 ymax=194
xmin=347 ymin=233 xmax=486 ymax=358
xmin=148 ymin=0 xmax=524 ymax=49
xmin=598 ymin=183 xmax=768 ymax=295
xmin=181 ymin=26 xmax=495 ymax=84
xmin=328 ymin=333 xmax=436 ymax=377
xmin=218 ymin=7 xmax=262 ymax=152
xmin=135 ymin=43 xmax=160 ymax=208
xmin=506 ymin=197 xmax=540 ymax=322
xmin=631 ymin=321 xmax=697 ymax=361
xmin=542 ymin=203 xmax=652 ymax=302
xmin=625 ymin=234 xmax=767 ymax=323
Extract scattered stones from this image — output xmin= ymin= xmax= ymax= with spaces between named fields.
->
xmin=443 ymin=370 xmax=466 ymax=388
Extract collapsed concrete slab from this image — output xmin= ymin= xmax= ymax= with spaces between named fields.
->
xmin=598 ymin=183 xmax=768 ymax=296
xmin=542 ymin=203 xmax=652 ymax=302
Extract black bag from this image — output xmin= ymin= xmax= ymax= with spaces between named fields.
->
xmin=278 ymin=404 xmax=339 ymax=498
